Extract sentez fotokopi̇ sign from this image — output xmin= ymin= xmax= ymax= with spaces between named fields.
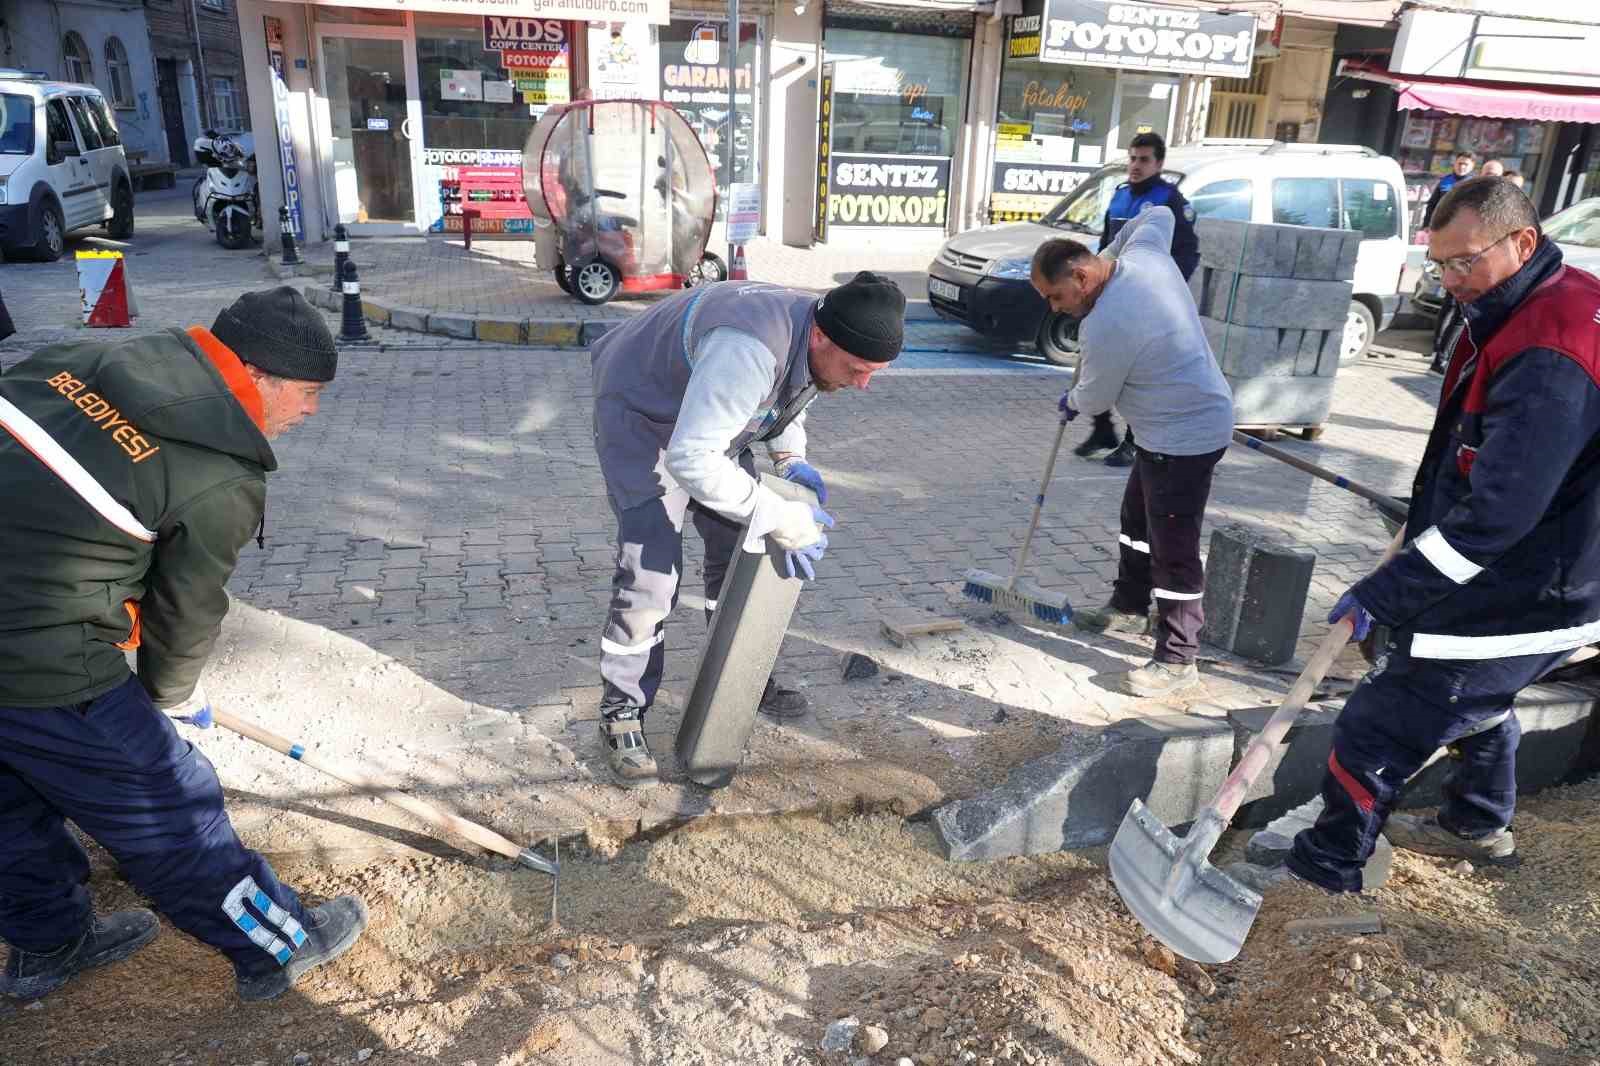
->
xmin=1018 ymin=0 xmax=1256 ymax=80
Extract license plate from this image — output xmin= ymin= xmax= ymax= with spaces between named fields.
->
xmin=929 ymin=278 xmax=962 ymax=301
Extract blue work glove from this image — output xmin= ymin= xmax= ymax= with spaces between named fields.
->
xmin=166 ymin=684 xmax=213 ymax=729
xmin=783 ymin=507 xmax=834 ymax=580
xmin=1327 ymin=590 xmax=1374 ymax=643
xmin=779 ymin=460 xmax=828 ymax=505
xmin=1057 ymin=391 xmax=1079 ymax=421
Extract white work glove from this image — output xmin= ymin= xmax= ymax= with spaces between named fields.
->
xmin=745 ymin=486 xmax=829 ymax=553
xmin=164 ymin=683 xmax=213 ymax=729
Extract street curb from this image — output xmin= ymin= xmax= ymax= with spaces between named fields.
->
xmin=933 ymin=674 xmax=1600 ymax=862
xmin=301 ymin=285 xmax=944 ymax=349
xmin=303 ymin=284 xmax=592 ymax=349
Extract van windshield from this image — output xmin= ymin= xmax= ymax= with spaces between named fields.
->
xmin=0 ymin=93 xmax=34 ymax=155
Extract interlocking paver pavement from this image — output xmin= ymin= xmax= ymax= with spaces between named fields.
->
xmin=2 ymin=186 xmax=1444 ymax=858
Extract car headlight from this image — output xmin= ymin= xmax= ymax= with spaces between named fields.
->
xmin=985 ymin=257 xmax=1032 ymax=280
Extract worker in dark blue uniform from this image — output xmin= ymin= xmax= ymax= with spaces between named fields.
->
xmin=1422 ymin=152 xmax=1475 ymax=230
xmin=1078 ymin=132 xmax=1201 ymax=467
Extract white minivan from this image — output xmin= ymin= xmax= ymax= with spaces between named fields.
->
xmin=0 ymin=70 xmax=134 ymax=262
xmin=929 ymin=140 xmax=1409 ymax=363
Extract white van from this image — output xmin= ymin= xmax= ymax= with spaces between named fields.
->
xmin=929 ymin=140 xmax=1409 ymax=362
xmin=0 ymin=70 xmax=134 ymax=262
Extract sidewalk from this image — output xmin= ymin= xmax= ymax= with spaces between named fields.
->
xmin=288 ymin=227 xmax=952 ymax=342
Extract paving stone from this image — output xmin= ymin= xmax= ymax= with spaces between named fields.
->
xmin=1194 ymin=271 xmax=1352 ymax=331
xmin=1201 ymin=524 xmax=1315 ymax=666
xmin=1227 ymin=372 xmax=1338 ymax=428
xmin=362 ymin=300 xmax=392 ymax=325
xmin=527 ymin=320 xmax=582 ymax=347
xmin=1195 ymin=219 xmax=1360 ymax=281
xmin=933 ymin=715 xmax=1236 ymax=861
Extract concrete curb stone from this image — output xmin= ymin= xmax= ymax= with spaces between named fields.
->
xmin=932 ymin=715 xmax=1235 ymax=861
xmin=935 ymin=676 xmax=1600 ymax=863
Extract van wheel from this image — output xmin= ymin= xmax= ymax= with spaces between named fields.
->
xmin=33 ymin=200 xmax=65 ymax=262
xmin=107 ymin=183 xmax=134 ymax=239
xmin=1341 ymin=300 xmax=1376 ymax=364
xmin=1036 ymin=311 xmax=1080 ymax=366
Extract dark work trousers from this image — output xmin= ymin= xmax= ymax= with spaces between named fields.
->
xmin=1091 ymin=410 xmax=1134 ymax=446
xmin=600 ymin=451 xmax=752 ymax=711
xmin=0 ymin=676 xmax=311 ymax=978
xmin=1109 ymin=446 xmax=1226 ymax=663
xmin=1288 ymin=643 xmax=1566 ymax=892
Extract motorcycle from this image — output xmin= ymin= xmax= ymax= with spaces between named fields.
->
xmin=191 ymin=130 xmax=259 ymax=250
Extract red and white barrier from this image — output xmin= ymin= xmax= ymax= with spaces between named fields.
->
xmin=77 ymin=250 xmax=136 ymax=328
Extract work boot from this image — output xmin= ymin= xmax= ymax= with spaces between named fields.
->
xmin=1124 ymin=659 xmax=1201 ymax=698
xmin=1074 ymin=602 xmax=1153 ymax=636
xmin=236 ymin=895 xmax=368 ymax=1003
xmin=758 ymin=677 xmax=808 ymax=720
xmin=1104 ymin=433 xmax=1137 ymax=468
xmin=1382 ymin=813 xmax=1517 ymax=866
xmin=1074 ymin=415 xmax=1120 ymax=457
xmin=599 ymin=704 xmax=658 ymax=790
xmin=1 ymin=908 xmax=159 ymax=1001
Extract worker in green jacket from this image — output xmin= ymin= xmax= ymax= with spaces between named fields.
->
xmin=0 ymin=288 xmax=366 ymax=1003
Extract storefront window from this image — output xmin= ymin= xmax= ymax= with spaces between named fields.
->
xmin=1115 ymin=74 xmax=1178 ymax=150
xmin=821 ymin=25 xmax=967 ymax=230
xmin=659 ymin=19 xmax=760 ymax=205
xmin=997 ymin=61 xmax=1116 ymax=161
xmin=1397 ymin=111 xmax=1548 ymax=229
xmin=826 ymin=29 xmax=963 ymax=158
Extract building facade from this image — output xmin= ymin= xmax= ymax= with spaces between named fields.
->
xmin=147 ymin=0 xmax=256 ymax=168
xmin=0 ymin=0 xmax=166 ymax=164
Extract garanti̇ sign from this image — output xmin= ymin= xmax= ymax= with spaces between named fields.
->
xmin=1014 ymin=0 xmax=1256 ymax=79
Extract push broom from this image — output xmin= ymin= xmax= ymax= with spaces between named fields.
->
xmin=962 ymin=410 xmax=1074 ymax=625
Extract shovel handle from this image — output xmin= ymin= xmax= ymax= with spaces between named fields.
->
xmin=1231 ymin=430 xmax=1407 ymax=520
xmin=211 ymin=708 xmax=526 ymax=863
xmin=1208 ymin=618 xmax=1355 ymax=824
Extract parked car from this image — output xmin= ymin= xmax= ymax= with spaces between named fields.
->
xmin=1413 ymin=195 xmax=1600 ymax=322
xmin=0 ymin=70 xmax=134 ymax=261
xmin=928 ymin=140 xmax=1409 ymax=364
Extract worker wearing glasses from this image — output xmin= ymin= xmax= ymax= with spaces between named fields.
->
xmin=1246 ymin=176 xmax=1600 ymax=894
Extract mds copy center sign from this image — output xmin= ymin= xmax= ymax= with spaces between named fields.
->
xmin=1025 ymin=0 xmax=1256 ymax=79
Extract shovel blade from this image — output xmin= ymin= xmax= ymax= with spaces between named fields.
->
xmin=1108 ymin=799 xmax=1263 ymax=965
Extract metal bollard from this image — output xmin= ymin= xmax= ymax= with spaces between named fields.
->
xmin=329 ymin=224 xmax=350 ymax=293
xmin=278 ymin=205 xmax=302 ymax=267
xmin=338 ymin=260 xmax=370 ymax=343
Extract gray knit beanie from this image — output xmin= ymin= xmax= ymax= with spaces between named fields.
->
xmin=211 ymin=287 xmax=338 ymax=382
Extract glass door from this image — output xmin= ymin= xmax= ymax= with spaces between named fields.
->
xmin=318 ymin=29 xmax=423 ymax=231
xmin=1111 ymin=74 xmax=1180 ymax=153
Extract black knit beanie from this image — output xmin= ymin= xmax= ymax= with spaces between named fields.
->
xmin=211 ymin=287 xmax=338 ymax=382
xmin=815 ymin=271 xmax=906 ymax=362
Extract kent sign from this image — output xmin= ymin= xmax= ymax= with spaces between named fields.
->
xmin=1014 ymin=0 xmax=1256 ymax=79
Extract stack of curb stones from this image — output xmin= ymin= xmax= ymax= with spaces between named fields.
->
xmin=1190 ymin=219 xmax=1360 ymax=435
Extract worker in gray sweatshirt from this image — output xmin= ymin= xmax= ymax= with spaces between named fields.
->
xmin=1031 ymin=204 xmax=1234 ymax=697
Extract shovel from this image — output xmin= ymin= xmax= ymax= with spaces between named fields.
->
xmin=1109 ymin=617 xmax=1354 ymax=963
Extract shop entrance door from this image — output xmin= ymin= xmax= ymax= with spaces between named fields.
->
xmin=318 ymin=29 xmax=424 ymax=233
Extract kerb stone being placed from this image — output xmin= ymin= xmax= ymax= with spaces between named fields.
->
xmin=933 ymin=715 xmax=1234 ymax=861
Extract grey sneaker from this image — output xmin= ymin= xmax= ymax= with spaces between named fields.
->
xmin=600 ymin=714 xmax=659 ymax=789
xmin=758 ymin=677 xmax=808 ymax=720
xmin=1124 ymin=659 xmax=1200 ymax=697
xmin=1074 ymin=603 xmax=1153 ymax=636
xmin=1222 ymin=861 xmax=1325 ymax=895
xmin=1383 ymin=813 xmax=1517 ymax=866
xmin=1 ymin=908 xmax=159 ymax=1001
xmin=236 ymin=895 xmax=368 ymax=1003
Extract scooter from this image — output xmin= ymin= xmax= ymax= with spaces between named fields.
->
xmin=191 ymin=130 xmax=259 ymax=250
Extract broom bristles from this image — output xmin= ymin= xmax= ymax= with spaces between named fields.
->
xmin=962 ymin=569 xmax=1072 ymax=626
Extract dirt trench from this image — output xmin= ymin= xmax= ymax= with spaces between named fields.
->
xmin=5 ymin=779 xmax=1600 ymax=1066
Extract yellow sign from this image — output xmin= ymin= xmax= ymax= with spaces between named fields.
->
xmin=997 ymin=123 xmax=1032 ymax=139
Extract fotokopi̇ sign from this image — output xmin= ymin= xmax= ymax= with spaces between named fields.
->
xmin=1021 ymin=0 xmax=1256 ymax=79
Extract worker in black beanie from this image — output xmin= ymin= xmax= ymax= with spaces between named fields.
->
xmin=587 ymin=272 xmax=905 ymax=789
xmin=0 ymin=286 xmax=365 ymax=1005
